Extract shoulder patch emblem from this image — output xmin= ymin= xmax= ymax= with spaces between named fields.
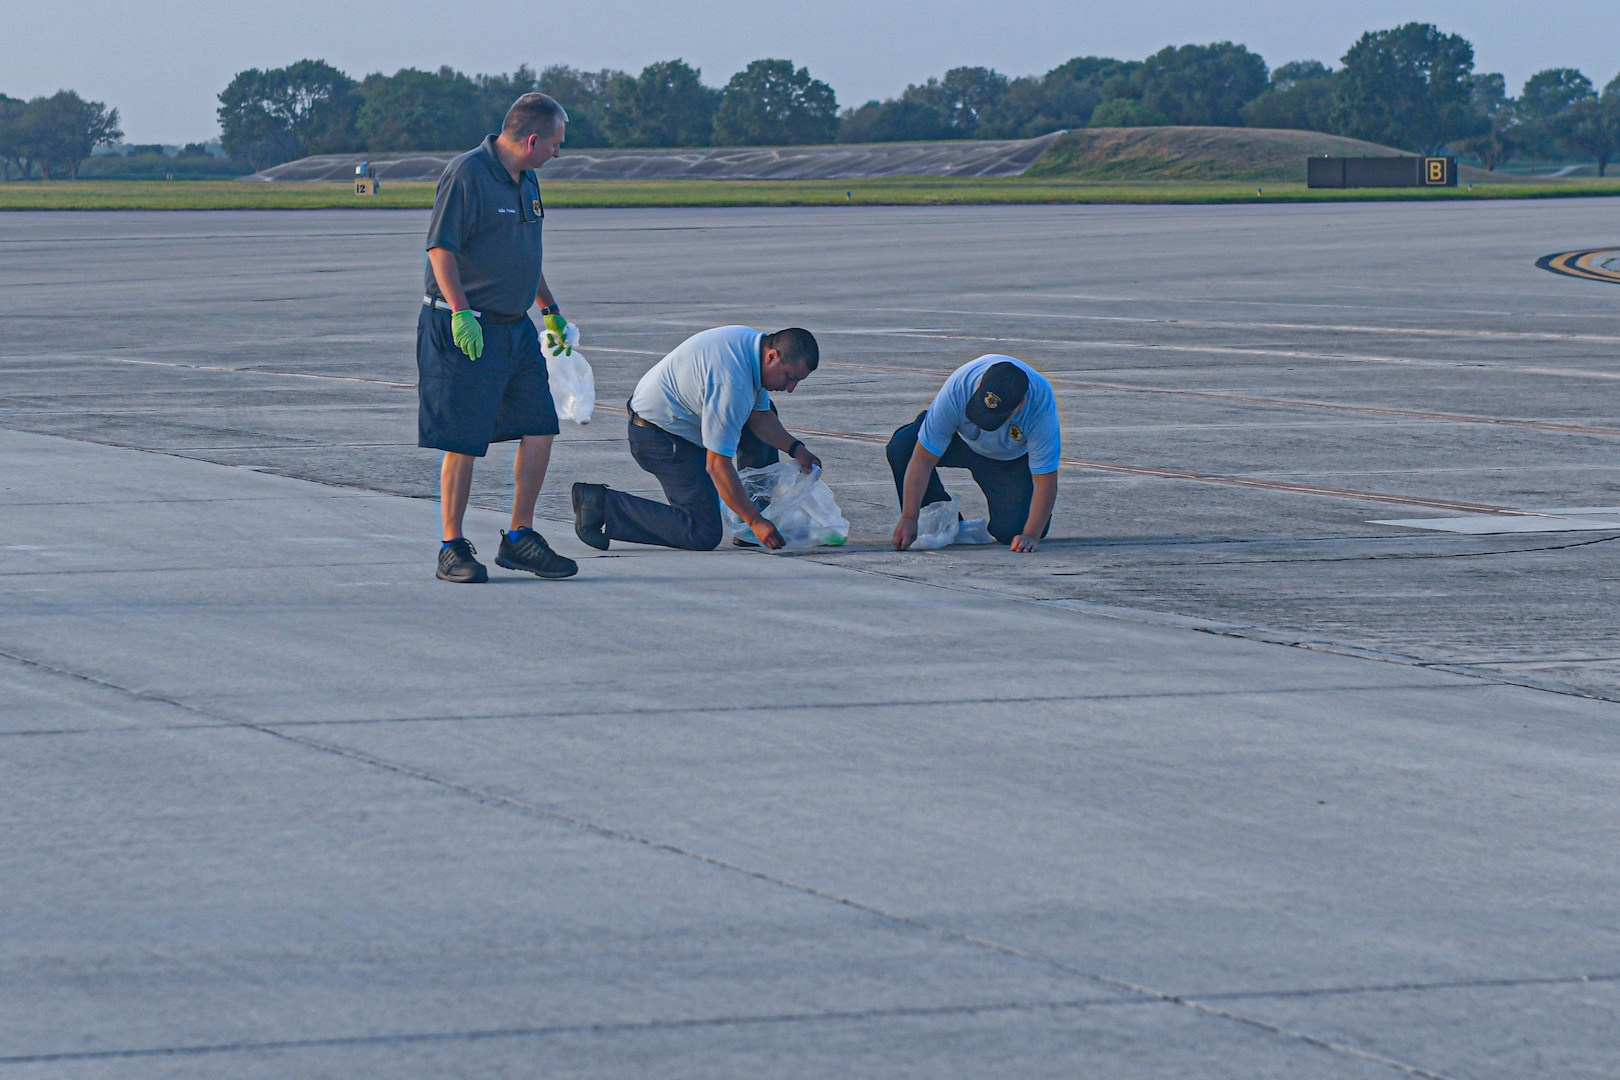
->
xmin=1009 ymin=424 xmax=1023 ymax=441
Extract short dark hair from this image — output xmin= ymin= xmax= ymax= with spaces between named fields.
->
xmin=764 ymin=327 xmax=818 ymax=372
xmin=502 ymin=93 xmax=568 ymax=140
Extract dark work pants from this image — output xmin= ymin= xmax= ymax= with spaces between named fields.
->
xmin=602 ymin=417 xmax=725 ymax=550
xmin=886 ymin=411 xmax=1049 ymax=545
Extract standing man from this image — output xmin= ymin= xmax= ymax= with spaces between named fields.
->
xmin=419 ymin=92 xmax=579 ymax=583
xmin=888 ymin=356 xmax=1061 ymax=553
xmin=571 ymin=326 xmax=822 ymax=551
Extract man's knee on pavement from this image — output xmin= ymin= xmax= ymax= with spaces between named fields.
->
xmin=686 ymin=516 xmax=725 ymax=551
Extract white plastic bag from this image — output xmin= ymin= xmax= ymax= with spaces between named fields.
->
xmin=956 ymin=517 xmax=994 ymax=544
xmin=543 ymin=323 xmax=594 ymax=424
xmin=910 ymin=497 xmax=995 ymax=549
xmin=911 ymin=497 xmax=960 ymax=549
xmin=721 ymin=462 xmax=850 ymax=549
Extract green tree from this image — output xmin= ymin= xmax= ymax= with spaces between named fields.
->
xmin=357 ymin=67 xmax=488 ymax=152
xmin=837 ymin=99 xmax=946 ymax=142
xmin=23 ymin=90 xmax=122 ymax=179
xmin=1516 ymin=67 xmax=1596 ymax=160
xmin=1458 ymin=73 xmax=1519 ymax=171
xmin=1241 ymin=60 xmax=1338 ymax=131
xmin=218 ymin=59 xmax=358 ymax=169
xmin=712 ymin=59 xmax=838 ymax=146
xmin=1131 ymin=42 xmax=1268 ymax=126
xmin=0 ymin=94 xmax=25 ymax=179
xmin=898 ymin=66 xmax=1009 ymax=137
xmin=600 ymin=60 xmax=718 ymax=147
xmin=1088 ymin=98 xmax=1168 ymax=127
xmin=532 ymin=65 xmax=623 ymax=148
xmin=1330 ymin=23 xmax=1483 ymax=153
xmin=978 ymin=57 xmax=1136 ymax=138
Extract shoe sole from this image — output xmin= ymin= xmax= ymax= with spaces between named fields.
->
xmin=495 ymin=556 xmax=578 ymax=579
xmin=436 ymin=568 xmax=488 ymax=583
xmin=572 ymin=483 xmax=611 ymax=550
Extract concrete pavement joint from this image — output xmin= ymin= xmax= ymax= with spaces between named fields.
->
xmin=0 ymin=682 xmax=1485 ymax=741
xmin=0 ymin=643 xmax=1459 ymax=1080
xmin=818 ymin=560 xmax=1620 ymax=707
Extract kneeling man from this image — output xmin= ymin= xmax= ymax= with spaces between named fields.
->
xmin=572 ymin=326 xmax=822 ymax=551
xmin=889 ymin=356 xmax=1060 ymax=553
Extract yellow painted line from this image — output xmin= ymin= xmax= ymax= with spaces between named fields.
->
xmin=1538 ymin=248 xmax=1620 ymax=284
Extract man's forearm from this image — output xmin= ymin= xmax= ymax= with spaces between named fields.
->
xmin=535 ymin=273 xmax=558 ymax=311
xmin=744 ymin=408 xmax=798 ymax=453
xmin=707 ymin=452 xmax=763 ymax=524
xmin=427 ymin=248 xmax=469 ymax=311
xmin=1024 ymin=473 xmax=1058 ymax=536
xmin=901 ymin=448 xmax=939 ymax=518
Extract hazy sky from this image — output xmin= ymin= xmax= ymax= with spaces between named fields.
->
xmin=4 ymin=0 xmax=1617 ymax=143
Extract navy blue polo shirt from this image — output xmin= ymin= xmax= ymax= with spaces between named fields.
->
xmin=423 ymin=135 xmax=545 ymax=318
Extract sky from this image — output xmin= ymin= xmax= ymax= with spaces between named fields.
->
xmin=3 ymin=0 xmax=1617 ymax=144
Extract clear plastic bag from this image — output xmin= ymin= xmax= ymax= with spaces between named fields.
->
xmin=957 ymin=517 xmax=994 ymax=544
xmin=911 ymin=497 xmax=960 ymax=549
xmin=911 ymin=497 xmax=994 ymax=549
xmin=721 ymin=462 xmax=850 ymax=549
xmin=544 ymin=322 xmax=595 ymax=424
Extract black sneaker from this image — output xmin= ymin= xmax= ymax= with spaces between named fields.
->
xmin=571 ymin=482 xmax=609 ymax=550
xmin=436 ymin=538 xmax=488 ymax=583
xmin=496 ymin=528 xmax=578 ymax=579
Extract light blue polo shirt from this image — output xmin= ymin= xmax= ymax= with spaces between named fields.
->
xmin=919 ymin=355 xmax=1062 ymax=474
xmin=629 ymin=326 xmax=772 ymax=456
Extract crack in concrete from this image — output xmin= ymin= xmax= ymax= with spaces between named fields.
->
xmin=0 ymin=643 xmax=1463 ymax=1080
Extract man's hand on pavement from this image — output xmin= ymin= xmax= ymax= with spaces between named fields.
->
xmin=542 ymin=312 xmax=572 ymax=356
xmin=751 ymin=518 xmax=787 ymax=550
xmin=892 ymin=515 xmax=918 ymax=551
xmin=450 ymin=310 xmax=483 ymax=361
xmin=1010 ymin=533 xmax=1041 ymax=553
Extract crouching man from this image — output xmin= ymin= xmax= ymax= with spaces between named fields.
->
xmin=889 ymin=356 xmax=1060 ymax=553
xmin=572 ymin=326 xmax=822 ymax=551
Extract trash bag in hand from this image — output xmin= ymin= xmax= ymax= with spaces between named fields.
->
xmin=721 ymin=462 xmax=850 ymax=549
xmin=544 ymin=322 xmax=594 ymax=424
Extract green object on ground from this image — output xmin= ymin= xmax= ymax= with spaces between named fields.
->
xmin=451 ymin=309 xmax=483 ymax=361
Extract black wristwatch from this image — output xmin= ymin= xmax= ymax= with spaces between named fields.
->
xmin=539 ymin=305 xmax=559 ymax=317
xmin=787 ymin=440 xmax=806 ymax=459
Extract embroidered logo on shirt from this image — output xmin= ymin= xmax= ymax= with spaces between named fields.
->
xmin=532 ymin=198 xmax=542 ymax=216
xmin=1009 ymin=424 xmax=1023 ymax=441
xmin=497 ymin=207 xmax=516 ymax=214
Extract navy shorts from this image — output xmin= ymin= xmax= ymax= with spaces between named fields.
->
xmin=416 ymin=307 xmax=559 ymax=457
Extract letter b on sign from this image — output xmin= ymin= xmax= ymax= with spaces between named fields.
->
xmin=1425 ymin=158 xmax=1449 ymax=185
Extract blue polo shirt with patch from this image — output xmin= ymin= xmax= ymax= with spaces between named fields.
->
xmin=424 ymin=135 xmax=545 ymax=318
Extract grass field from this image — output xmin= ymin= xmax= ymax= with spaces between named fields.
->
xmin=2 ymin=176 xmax=1619 ymax=211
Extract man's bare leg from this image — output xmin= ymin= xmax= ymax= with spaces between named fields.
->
xmin=510 ymin=434 xmax=554 ymax=531
xmin=441 ymin=451 xmax=476 ymax=541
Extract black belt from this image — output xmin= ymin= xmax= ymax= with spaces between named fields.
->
xmin=627 ymin=406 xmax=672 ymax=436
xmin=422 ymin=296 xmax=528 ymax=325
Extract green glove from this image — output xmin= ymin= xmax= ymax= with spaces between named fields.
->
xmin=543 ymin=311 xmax=572 ymax=356
xmin=450 ymin=309 xmax=483 ymax=361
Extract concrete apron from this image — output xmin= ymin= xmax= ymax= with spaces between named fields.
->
xmin=4 ymin=426 xmax=1620 ymax=1079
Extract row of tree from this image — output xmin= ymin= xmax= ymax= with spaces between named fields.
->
xmin=8 ymin=23 xmax=1618 ymax=179
xmin=218 ymin=58 xmax=838 ymax=170
xmin=0 ymin=91 xmax=122 ymax=180
xmin=843 ymin=25 xmax=1620 ymax=172
xmin=216 ymin=25 xmax=1620 ymax=175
